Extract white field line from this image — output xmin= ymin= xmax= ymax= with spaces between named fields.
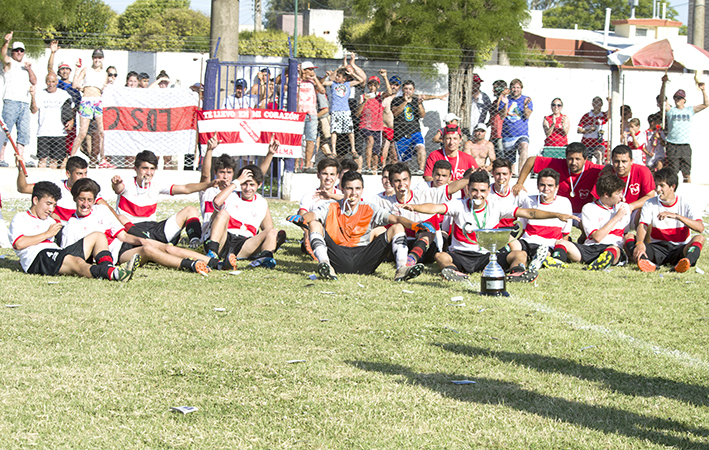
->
xmin=511 ymin=295 xmax=709 ymax=371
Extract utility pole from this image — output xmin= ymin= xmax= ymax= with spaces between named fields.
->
xmin=211 ymin=0 xmax=239 ymax=61
xmin=254 ymin=0 xmax=262 ymax=32
xmin=293 ymin=0 xmax=298 ymax=57
xmin=694 ymin=0 xmax=705 ymax=50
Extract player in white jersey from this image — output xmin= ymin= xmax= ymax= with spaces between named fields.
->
xmin=402 ymin=170 xmax=578 ymax=283
xmin=9 ymin=181 xmax=135 ymax=281
xmin=545 ymin=173 xmax=631 ymax=270
xmin=203 ymin=164 xmax=282 ymax=270
xmin=626 ymin=168 xmax=705 ymax=273
xmin=111 ymin=150 xmax=212 ymax=247
xmin=488 ymin=158 xmax=527 ymax=228
xmin=16 ymin=156 xmax=111 ymax=224
xmin=63 ymin=178 xmax=230 ymax=275
xmin=374 ymin=162 xmax=465 ymax=280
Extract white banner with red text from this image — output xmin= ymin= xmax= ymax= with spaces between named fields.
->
xmin=103 ymin=86 xmax=199 ymax=156
xmin=196 ymin=109 xmax=306 ymax=159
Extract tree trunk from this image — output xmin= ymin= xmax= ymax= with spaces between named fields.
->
xmin=448 ymin=62 xmax=476 ymax=135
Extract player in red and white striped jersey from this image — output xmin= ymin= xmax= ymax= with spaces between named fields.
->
xmin=488 ymin=158 xmax=527 ymax=229
xmin=625 ymin=168 xmax=705 ymax=273
xmin=546 ymin=173 xmax=631 ymax=270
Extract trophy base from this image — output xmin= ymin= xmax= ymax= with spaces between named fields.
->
xmin=479 ymin=290 xmax=510 ymax=297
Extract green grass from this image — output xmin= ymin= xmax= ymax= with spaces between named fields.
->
xmin=1 ymin=198 xmax=708 ymax=448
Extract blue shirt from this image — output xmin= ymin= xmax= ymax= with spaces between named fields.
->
xmin=665 ymin=106 xmax=695 ymax=144
xmin=329 ymin=82 xmax=351 ymax=112
xmin=57 ymin=79 xmax=82 ymax=107
xmin=499 ymin=95 xmax=533 ymax=138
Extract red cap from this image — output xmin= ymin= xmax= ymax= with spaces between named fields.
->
xmin=368 ymin=76 xmax=380 ymax=84
xmin=443 ymin=124 xmax=462 ymax=135
xmin=674 ymin=89 xmax=686 ymax=99
xmin=473 ymin=73 xmax=483 ymax=83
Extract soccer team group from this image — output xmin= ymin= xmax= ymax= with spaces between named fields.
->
xmin=6 ymin=126 xmax=706 ymax=284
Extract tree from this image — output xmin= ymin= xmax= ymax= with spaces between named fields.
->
xmin=239 ymin=30 xmax=337 ymax=58
xmin=265 ymin=0 xmax=355 ymax=30
xmin=0 ymin=0 xmax=81 ymax=55
xmin=54 ymin=0 xmax=118 ymax=50
xmin=341 ymin=0 xmax=529 ymax=128
xmin=117 ymin=0 xmax=209 ymax=52
xmin=543 ymin=0 xmax=677 ymax=30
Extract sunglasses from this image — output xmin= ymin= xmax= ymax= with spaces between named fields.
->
xmin=12 ymin=48 xmax=25 ymax=53
xmin=551 ymin=103 xmax=562 ymax=107
xmin=108 ymin=73 xmax=118 ymax=77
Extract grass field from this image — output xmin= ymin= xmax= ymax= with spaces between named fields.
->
xmin=1 ymin=198 xmax=708 ymax=449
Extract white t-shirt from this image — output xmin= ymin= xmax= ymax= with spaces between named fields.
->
xmin=216 ymin=192 xmax=268 ymax=238
xmin=222 ymin=94 xmax=260 ymax=109
xmin=519 ymin=195 xmax=572 ymax=247
xmin=639 ymin=195 xmax=701 ymax=245
xmin=9 ymin=210 xmax=61 ymax=272
xmin=3 ymin=59 xmax=31 ymax=103
xmin=116 ymin=178 xmax=173 ymax=223
xmin=375 ymin=185 xmax=452 ymax=224
xmin=35 ymin=89 xmax=72 ymax=137
xmin=581 ymin=200 xmax=631 ymax=246
xmin=487 ymin=184 xmax=527 ymax=228
xmin=62 ymin=204 xmax=125 ymax=261
xmin=299 ymin=187 xmax=343 ymax=213
xmin=443 ymin=198 xmax=517 ymax=253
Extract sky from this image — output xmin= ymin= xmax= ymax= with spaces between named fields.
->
xmin=102 ymin=0 xmax=690 ymax=29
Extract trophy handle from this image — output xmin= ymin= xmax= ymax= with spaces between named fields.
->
xmin=510 ymin=219 xmax=524 ymax=241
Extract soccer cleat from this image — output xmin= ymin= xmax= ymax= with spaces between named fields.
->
xmin=191 ymin=260 xmax=211 ymax=276
xmin=116 ymin=253 xmax=140 ymax=281
xmin=528 ymin=245 xmax=548 ymax=272
xmin=248 ymin=256 xmax=276 ymax=269
xmin=317 ymin=262 xmax=338 ymax=280
xmin=206 ymin=250 xmax=219 ymax=260
xmin=189 ymin=237 xmax=201 ymax=249
xmin=219 ymin=253 xmax=237 ymax=271
xmin=301 ymin=234 xmax=317 ymax=261
xmin=506 ymin=268 xmax=538 ymax=283
xmin=441 ymin=267 xmax=469 ymax=282
xmin=275 ymin=230 xmax=287 ymax=251
xmin=394 ymin=263 xmax=425 ymax=282
xmin=542 ymin=255 xmax=567 ymax=269
xmin=674 ymin=257 xmax=691 ymax=273
xmin=587 ymin=250 xmax=613 ymax=271
xmin=637 ymin=259 xmax=657 ymax=273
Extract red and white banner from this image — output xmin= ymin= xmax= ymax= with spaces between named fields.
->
xmin=196 ymin=109 xmax=306 ymax=158
xmin=103 ymin=86 xmax=199 ymax=156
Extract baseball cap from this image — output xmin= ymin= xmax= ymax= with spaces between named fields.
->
xmin=12 ymin=42 xmax=25 ymax=51
xmin=235 ymin=78 xmax=248 ymax=88
xmin=389 ymin=75 xmax=402 ymax=85
xmin=473 ymin=73 xmax=483 ymax=83
xmin=368 ymin=75 xmax=380 ymax=84
xmin=260 ymin=68 xmax=271 ymax=74
xmin=58 ymin=62 xmax=71 ymax=70
xmin=92 ymin=49 xmax=104 ymax=58
xmin=444 ymin=113 xmax=461 ymax=123
xmin=301 ymin=61 xmax=318 ymax=70
xmin=138 ymin=72 xmax=150 ymax=80
xmin=443 ymin=123 xmax=462 ymax=135
xmin=474 ymin=123 xmax=488 ymax=132
xmin=674 ymin=89 xmax=686 ymax=99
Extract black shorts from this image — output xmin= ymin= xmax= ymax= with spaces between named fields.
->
xmin=644 ymin=241 xmax=686 ymax=266
xmin=37 ymin=136 xmax=66 ymax=161
xmin=518 ymin=240 xmax=539 ymax=257
xmin=218 ymin=233 xmax=249 ymax=259
xmin=572 ymin=243 xmax=627 ymax=265
xmin=127 ymin=219 xmax=177 ymax=245
xmin=325 ymin=231 xmax=389 ymax=274
xmin=448 ymin=248 xmax=512 ymax=274
xmin=27 ymin=239 xmax=85 ymax=275
xmin=665 ymin=143 xmax=692 ymax=176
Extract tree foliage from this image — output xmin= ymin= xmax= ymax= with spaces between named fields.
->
xmin=117 ymin=0 xmax=209 ymax=52
xmin=238 ymin=30 xmax=337 ymax=58
xmin=543 ymin=0 xmax=677 ymax=30
xmin=264 ymin=0 xmax=356 ymax=30
xmin=52 ymin=0 xmax=118 ymax=50
xmin=0 ymin=0 xmax=81 ymax=55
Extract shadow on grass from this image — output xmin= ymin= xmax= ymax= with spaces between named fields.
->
xmin=0 ymin=256 xmax=23 ymax=272
xmin=434 ymin=343 xmax=709 ymax=408
xmin=347 ymin=360 xmax=709 ymax=449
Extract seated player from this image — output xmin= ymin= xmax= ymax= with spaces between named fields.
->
xmin=203 ymin=165 xmax=281 ymax=269
xmin=9 ymin=181 xmax=135 ymax=281
xmin=17 ymin=156 xmax=112 ymax=224
xmin=375 ymin=162 xmax=468 ymax=280
xmin=402 ymin=170 xmax=578 ymax=282
xmin=111 ymin=150 xmax=212 ymax=247
xmin=625 ymin=168 xmax=704 ymax=273
xmin=63 ymin=178 xmax=229 ymax=275
xmin=488 ymin=158 xmax=527 ymax=229
xmin=544 ymin=173 xmax=630 ymax=270
xmin=513 ymin=168 xmax=573 ymax=270
xmin=289 ymin=171 xmax=428 ymax=281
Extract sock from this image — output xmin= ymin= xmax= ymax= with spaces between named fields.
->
xmin=605 ymin=246 xmax=620 ymax=261
xmin=204 ymin=240 xmax=219 ymax=256
xmin=180 ymin=258 xmax=193 ymax=271
xmin=90 ymin=264 xmax=114 ymax=280
xmin=407 ymin=237 xmax=428 ymax=266
xmin=95 ymin=250 xmax=113 ymax=266
xmin=552 ymin=245 xmax=568 ymax=262
xmin=624 ymin=237 xmax=636 ymax=256
xmin=391 ymin=233 xmax=408 ymax=269
xmin=686 ymin=242 xmax=703 ymax=265
xmin=185 ymin=218 xmax=201 ymax=241
xmin=310 ymin=232 xmax=329 ymax=264
xmin=207 ymin=257 xmax=219 ymax=269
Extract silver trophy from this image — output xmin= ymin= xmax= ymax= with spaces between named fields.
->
xmin=464 ymin=220 xmax=523 ymax=296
